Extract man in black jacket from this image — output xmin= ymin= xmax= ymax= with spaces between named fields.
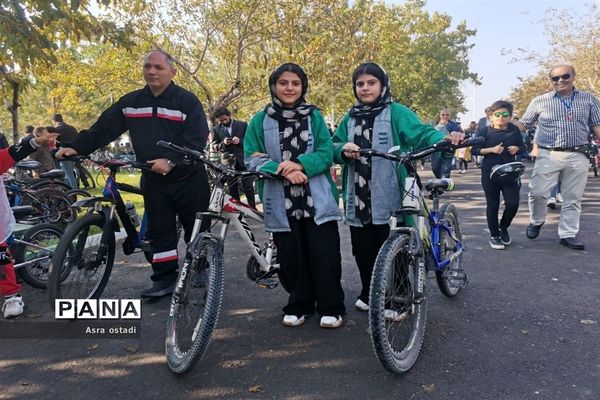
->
xmin=53 ymin=113 xmax=79 ymax=188
xmin=57 ymin=49 xmax=210 ymax=298
xmin=212 ymin=106 xmax=256 ymax=207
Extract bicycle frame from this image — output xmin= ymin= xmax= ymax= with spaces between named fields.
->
xmin=11 ymin=236 xmax=54 ymax=270
xmin=189 ymin=171 xmax=277 ymax=275
xmin=156 ymin=140 xmax=278 ymax=277
xmin=70 ymin=159 xmax=150 ymax=256
xmin=360 ymin=140 xmax=477 ymax=274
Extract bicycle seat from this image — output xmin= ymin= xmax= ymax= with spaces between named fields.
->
xmin=424 ymin=178 xmax=454 ymax=191
xmin=15 ymin=160 xmax=41 ymax=170
xmin=39 ymin=169 xmax=65 ymax=179
xmin=11 ymin=206 xmax=35 ymax=218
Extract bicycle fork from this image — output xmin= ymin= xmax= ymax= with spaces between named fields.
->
xmin=389 ymin=217 xmax=427 ymax=302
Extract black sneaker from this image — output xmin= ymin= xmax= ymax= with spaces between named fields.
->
xmin=499 ymin=228 xmax=511 ymax=245
xmin=140 ymin=280 xmax=175 ymax=299
xmin=526 ymin=222 xmax=544 ymax=239
xmin=489 ymin=236 xmax=505 ymax=250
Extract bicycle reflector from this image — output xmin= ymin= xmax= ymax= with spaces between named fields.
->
xmin=490 ymin=162 xmax=525 ymax=184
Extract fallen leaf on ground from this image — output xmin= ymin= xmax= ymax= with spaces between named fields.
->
xmin=423 ymin=383 xmax=435 ymax=393
xmin=580 ymin=319 xmax=596 ymax=325
xmin=248 ymin=384 xmax=263 ymax=393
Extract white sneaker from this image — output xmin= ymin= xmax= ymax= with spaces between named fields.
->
xmin=547 ymin=197 xmax=556 ymax=209
xmin=355 ymin=299 xmax=369 ymax=311
xmin=282 ymin=314 xmax=305 ymax=327
xmin=384 ymin=309 xmax=408 ymax=322
xmin=320 ymin=315 xmax=343 ymax=328
xmin=3 ymin=294 xmax=24 ymax=318
xmin=556 ymin=193 xmax=564 ymax=203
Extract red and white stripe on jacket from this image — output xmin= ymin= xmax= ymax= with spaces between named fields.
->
xmin=152 ymin=249 xmax=178 ymax=263
xmin=121 ymin=107 xmax=187 ymax=122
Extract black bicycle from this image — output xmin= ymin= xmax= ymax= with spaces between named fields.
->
xmin=47 ymin=157 xmax=153 ymax=302
xmin=10 ymin=206 xmax=65 ymax=289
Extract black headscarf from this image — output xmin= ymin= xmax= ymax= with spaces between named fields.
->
xmin=265 ymin=63 xmax=316 ymax=123
xmin=349 ymin=62 xmax=392 ymax=119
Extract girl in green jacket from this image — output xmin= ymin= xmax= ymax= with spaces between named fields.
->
xmin=333 ymin=62 xmax=462 ymax=312
xmin=244 ymin=63 xmax=345 ymax=329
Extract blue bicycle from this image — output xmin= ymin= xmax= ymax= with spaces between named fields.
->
xmin=359 ymin=137 xmax=482 ymax=374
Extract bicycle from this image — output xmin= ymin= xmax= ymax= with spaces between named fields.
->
xmin=4 ymin=175 xmax=75 ymax=226
xmin=358 ymin=136 xmax=483 ymax=374
xmin=9 ymin=206 xmax=65 ymax=288
xmin=13 ymin=160 xmax=93 ymax=200
xmin=156 ymin=140 xmax=278 ymax=374
xmin=47 ymin=157 xmax=154 ymax=303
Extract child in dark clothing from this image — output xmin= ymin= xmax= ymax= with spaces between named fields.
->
xmin=0 ymin=129 xmax=58 ymax=317
xmin=472 ymin=100 xmax=526 ymax=250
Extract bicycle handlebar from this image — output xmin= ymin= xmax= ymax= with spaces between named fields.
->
xmin=156 ymin=140 xmax=277 ymax=180
xmin=358 ymin=137 xmax=485 ymax=162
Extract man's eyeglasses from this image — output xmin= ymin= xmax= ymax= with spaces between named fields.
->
xmin=550 ymin=73 xmax=571 ymax=82
xmin=441 ymin=113 xmax=450 ymax=116
xmin=493 ymin=111 xmax=510 ymax=118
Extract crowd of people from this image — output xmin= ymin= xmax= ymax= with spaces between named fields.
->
xmin=1 ymin=51 xmax=598 ymax=327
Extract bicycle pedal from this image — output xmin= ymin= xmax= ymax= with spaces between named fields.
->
xmin=448 ymin=269 xmax=469 ymax=288
xmin=256 ymin=277 xmax=278 ymax=289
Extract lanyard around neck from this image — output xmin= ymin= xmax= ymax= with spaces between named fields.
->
xmin=557 ymin=92 xmax=575 ymax=113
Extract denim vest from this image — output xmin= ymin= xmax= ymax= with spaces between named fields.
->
xmin=344 ymin=106 xmax=401 ymax=226
xmin=247 ymin=114 xmax=341 ymax=232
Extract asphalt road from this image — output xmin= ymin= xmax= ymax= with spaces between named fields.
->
xmin=1 ymin=161 xmax=599 ymax=400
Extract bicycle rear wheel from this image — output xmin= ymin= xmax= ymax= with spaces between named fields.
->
xmin=48 ymin=213 xmax=115 ymax=304
xmin=369 ymin=233 xmax=427 ymax=374
xmin=29 ymin=179 xmax=72 ymax=192
xmin=14 ymin=224 xmax=64 ymax=289
xmin=22 ymin=187 xmax=74 ymax=226
xmin=435 ymin=203 xmax=464 ymax=297
xmin=165 ymin=236 xmax=224 ymax=374
xmin=66 ymin=188 xmax=92 ymax=202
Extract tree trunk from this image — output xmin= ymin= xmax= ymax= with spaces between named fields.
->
xmin=10 ymin=79 xmax=20 ymax=145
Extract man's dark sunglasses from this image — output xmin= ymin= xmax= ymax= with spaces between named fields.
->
xmin=550 ymin=73 xmax=571 ymax=82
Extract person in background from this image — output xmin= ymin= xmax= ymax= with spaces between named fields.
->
xmin=244 ymin=63 xmax=345 ymax=329
xmin=1 ymin=129 xmax=59 ymax=317
xmin=472 ymin=100 xmax=525 ymax=250
xmin=212 ymin=106 xmax=256 ymax=207
xmin=52 ymin=113 xmax=79 ymax=189
xmin=474 ymin=107 xmax=493 ymax=168
xmin=28 ymin=126 xmax=57 ymax=173
xmin=0 ymin=131 xmax=8 ymax=149
xmin=518 ymin=64 xmax=600 ymax=250
xmin=431 ymin=109 xmax=462 ymax=178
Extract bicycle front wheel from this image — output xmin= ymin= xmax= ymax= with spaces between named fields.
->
xmin=165 ymin=236 xmax=224 ymax=374
xmin=369 ymin=233 xmax=428 ymax=374
xmin=14 ymin=223 xmax=64 ymax=289
xmin=48 ymin=213 xmax=115 ymax=304
xmin=435 ymin=203 xmax=464 ymax=297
